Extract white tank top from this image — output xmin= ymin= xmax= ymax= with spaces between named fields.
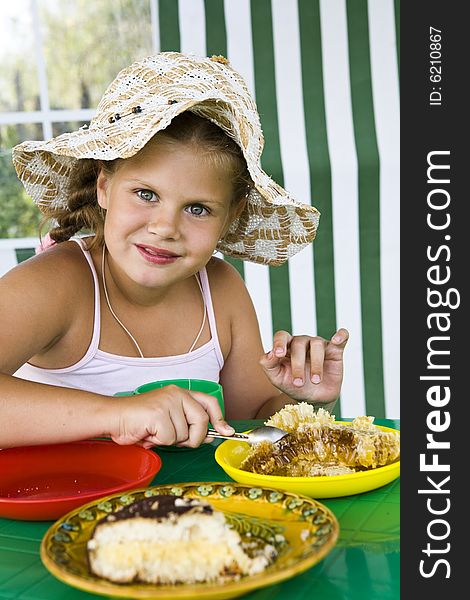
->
xmin=14 ymin=239 xmax=225 ymax=396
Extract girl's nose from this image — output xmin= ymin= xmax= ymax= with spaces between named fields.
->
xmin=146 ymin=208 xmax=180 ymax=239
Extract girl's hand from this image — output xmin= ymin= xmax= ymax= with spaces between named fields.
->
xmin=110 ymin=385 xmax=234 ymax=449
xmin=259 ymin=328 xmax=349 ymax=405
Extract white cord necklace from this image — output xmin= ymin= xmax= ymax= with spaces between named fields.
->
xmin=101 ymin=245 xmax=207 ymax=358
xmin=101 ymin=245 xmax=144 ymax=358
xmin=188 ymin=275 xmax=207 ymax=352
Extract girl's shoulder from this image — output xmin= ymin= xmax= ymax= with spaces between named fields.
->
xmin=206 ymin=255 xmax=244 ymax=289
xmin=205 ymin=256 xmax=254 ymax=314
xmin=1 ymin=240 xmax=94 ymax=309
xmin=4 ymin=240 xmax=91 ymax=283
xmin=0 ymin=241 xmax=95 ymax=367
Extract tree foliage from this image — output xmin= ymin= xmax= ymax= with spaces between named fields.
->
xmin=0 ymin=150 xmax=41 ymax=237
xmin=0 ymin=0 xmax=152 ymax=238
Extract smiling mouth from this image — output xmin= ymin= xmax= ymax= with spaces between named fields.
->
xmin=135 ymin=245 xmax=180 ymax=263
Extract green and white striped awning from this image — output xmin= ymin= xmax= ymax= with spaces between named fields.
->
xmin=154 ymin=0 xmax=399 ymax=419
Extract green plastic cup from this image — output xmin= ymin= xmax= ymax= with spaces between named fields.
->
xmin=133 ymin=379 xmax=224 ymax=416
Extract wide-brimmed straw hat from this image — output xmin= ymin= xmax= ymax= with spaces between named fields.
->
xmin=12 ymin=52 xmax=319 ymax=266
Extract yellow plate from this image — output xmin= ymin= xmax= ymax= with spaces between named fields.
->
xmin=215 ymin=424 xmax=400 ymax=498
xmin=41 ymin=482 xmax=339 ymax=600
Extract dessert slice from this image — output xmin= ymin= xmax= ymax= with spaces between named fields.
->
xmin=87 ymin=494 xmax=275 ymax=584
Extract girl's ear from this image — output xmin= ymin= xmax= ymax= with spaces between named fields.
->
xmin=96 ymin=169 xmax=110 ymax=210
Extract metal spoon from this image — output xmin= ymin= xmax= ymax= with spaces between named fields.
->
xmin=206 ymin=425 xmax=289 ymax=445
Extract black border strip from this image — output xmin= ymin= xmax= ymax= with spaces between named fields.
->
xmin=401 ymin=2 xmax=465 ymax=595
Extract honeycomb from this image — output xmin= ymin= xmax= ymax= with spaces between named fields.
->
xmin=239 ymin=404 xmax=400 ymax=477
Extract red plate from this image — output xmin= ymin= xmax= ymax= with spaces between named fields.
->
xmin=0 ymin=440 xmax=161 ymax=521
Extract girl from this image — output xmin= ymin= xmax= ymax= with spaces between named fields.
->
xmin=1 ymin=52 xmax=348 ymax=449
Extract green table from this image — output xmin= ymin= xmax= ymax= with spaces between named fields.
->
xmin=0 ymin=419 xmax=399 ymax=599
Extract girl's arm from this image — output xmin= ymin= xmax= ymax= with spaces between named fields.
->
xmin=0 ymin=373 xmax=116 ymax=447
xmin=0 ymin=373 xmax=231 ymax=449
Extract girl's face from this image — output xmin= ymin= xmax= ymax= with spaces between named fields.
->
xmin=97 ymin=140 xmax=236 ymax=290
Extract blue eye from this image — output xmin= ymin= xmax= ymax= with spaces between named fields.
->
xmin=187 ymin=204 xmax=209 ymax=217
xmin=137 ymin=189 xmax=156 ymax=202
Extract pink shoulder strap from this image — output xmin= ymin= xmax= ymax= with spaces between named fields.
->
xmin=71 ymin=237 xmax=101 ymax=355
xmin=198 ymin=267 xmax=224 ymax=368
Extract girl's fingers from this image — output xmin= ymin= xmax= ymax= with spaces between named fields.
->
xmin=288 ymin=336 xmax=312 ymax=386
xmin=144 ymin=416 xmax=177 ymax=446
xmin=259 ymin=349 xmax=282 ymax=372
xmin=265 ymin=328 xmax=349 ymax=389
xmin=272 ymin=330 xmax=292 ymax=358
xmin=188 ymin=391 xmax=234 ymax=436
xmin=309 ymin=337 xmax=327 ymax=383
xmin=177 ymin=396 xmax=210 ymax=447
xmin=185 ymin=420 xmax=209 ymax=447
xmin=169 ymin=406 xmax=190 ymax=444
xmin=331 ymin=328 xmax=350 ymax=348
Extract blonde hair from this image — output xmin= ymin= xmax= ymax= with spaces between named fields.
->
xmin=41 ymin=112 xmax=253 ymax=248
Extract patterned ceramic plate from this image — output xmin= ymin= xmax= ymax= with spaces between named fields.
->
xmin=41 ymin=482 xmax=339 ymax=600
